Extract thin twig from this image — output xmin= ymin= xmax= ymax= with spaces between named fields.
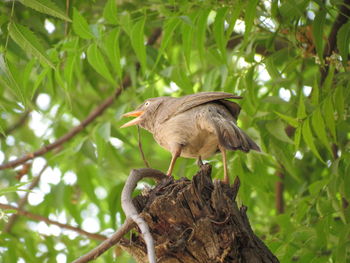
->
xmin=0 ymin=110 xmax=31 ymax=139
xmin=137 ymin=126 xmax=150 ymax=168
xmin=275 ymin=171 xmax=284 ymax=214
xmin=0 ymin=26 xmax=163 ymax=171
xmin=4 ymin=164 xmax=48 ymax=232
xmin=121 ymin=168 xmax=167 ymax=263
xmin=0 ymin=76 xmax=130 ymax=171
xmin=72 ymin=217 xmax=134 ymax=263
xmin=0 ymin=203 xmax=106 ymax=241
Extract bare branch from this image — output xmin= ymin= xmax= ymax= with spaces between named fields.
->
xmin=0 ymin=26 xmax=163 ymax=171
xmin=72 ymin=217 xmax=134 ymax=263
xmin=4 ymin=164 xmax=48 ymax=232
xmin=0 ymin=203 xmax=106 ymax=241
xmin=0 ymin=76 xmax=130 ymax=171
xmin=121 ymin=168 xmax=167 ymax=263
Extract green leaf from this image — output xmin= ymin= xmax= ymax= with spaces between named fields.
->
xmin=0 ymin=182 xmax=30 ymax=196
xmin=265 ymin=57 xmax=280 ymax=79
xmin=323 ymin=64 xmax=335 ymax=91
xmin=323 ymin=96 xmax=336 ymax=140
xmin=104 ymin=28 xmax=122 ymax=78
xmin=87 ymin=43 xmax=115 ymax=84
xmin=213 ymin=7 xmax=228 ymax=60
xmin=131 ymin=17 xmax=147 ymax=73
xmin=302 ymin=119 xmax=325 ymax=163
xmin=103 ymin=0 xmax=118 ymax=24
xmin=156 ymin=17 xmax=180 ymax=67
xmin=0 ymin=55 xmax=25 ymax=104
xmin=8 ymin=22 xmax=55 ymax=68
xmin=333 ymin=86 xmax=344 ymax=120
xmin=244 ymin=0 xmax=259 ymax=40
xmin=225 ymin=2 xmax=242 ymax=40
xmin=72 ymin=8 xmax=94 ymax=39
xmin=297 ymin=92 xmax=307 ymax=120
xmin=310 ymin=80 xmax=319 ymax=106
xmin=336 ymin=21 xmax=350 ymax=68
xmin=312 ymin=9 xmax=326 ymax=63
xmin=274 ymin=111 xmax=299 ymax=127
xmin=311 ymin=108 xmax=332 ymax=155
xmin=266 ymin=120 xmax=294 ymax=144
xmin=196 ymin=9 xmax=210 ymax=62
xmin=181 ymin=15 xmax=195 ymax=68
xmin=97 ymin=122 xmax=111 ymax=142
xmin=63 ymin=52 xmax=78 ymax=88
xmin=19 ymin=0 xmax=71 ymax=22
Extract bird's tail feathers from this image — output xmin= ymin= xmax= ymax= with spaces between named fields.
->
xmin=216 ymin=121 xmax=260 ymax=153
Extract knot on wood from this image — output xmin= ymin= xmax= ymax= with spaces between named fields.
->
xmin=120 ymin=164 xmax=279 ymax=263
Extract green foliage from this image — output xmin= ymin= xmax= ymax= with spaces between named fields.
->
xmin=0 ymin=0 xmax=349 ymax=262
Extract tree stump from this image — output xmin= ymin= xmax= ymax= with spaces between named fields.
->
xmin=120 ymin=164 xmax=279 ymax=263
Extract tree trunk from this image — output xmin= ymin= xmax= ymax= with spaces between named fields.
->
xmin=120 ymin=164 xmax=279 ymax=263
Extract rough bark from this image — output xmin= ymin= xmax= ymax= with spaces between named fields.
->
xmin=120 ymin=164 xmax=279 ymax=263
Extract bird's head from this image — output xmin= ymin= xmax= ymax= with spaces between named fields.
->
xmin=121 ymin=97 xmax=167 ymax=132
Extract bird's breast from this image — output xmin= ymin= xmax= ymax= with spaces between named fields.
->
xmin=153 ymin=106 xmax=220 ymax=159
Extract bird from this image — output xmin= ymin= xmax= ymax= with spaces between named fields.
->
xmin=121 ymin=92 xmax=260 ymax=184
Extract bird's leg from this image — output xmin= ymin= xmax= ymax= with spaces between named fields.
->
xmin=219 ymin=145 xmax=229 ymax=184
xmin=197 ymin=156 xmax=203 ymax=167
xmin=167 ymin=145 xmax=182 ymax=176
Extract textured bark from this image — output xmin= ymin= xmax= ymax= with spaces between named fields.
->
xmin=120 ymin=164 xmax=279 ymax=263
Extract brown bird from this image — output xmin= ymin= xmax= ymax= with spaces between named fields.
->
xmin=121 ymin=92 xmax=260 ymax=184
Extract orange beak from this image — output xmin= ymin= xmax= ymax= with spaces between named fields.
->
xmin=120 ymin=110 xmax=144 ymax=128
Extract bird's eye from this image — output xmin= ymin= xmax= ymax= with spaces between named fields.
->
xmin=145 ymin=101 xmax=150 ymax=106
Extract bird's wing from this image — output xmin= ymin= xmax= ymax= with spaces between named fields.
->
xmin=158 ymin=92 xmax=242 ymax=123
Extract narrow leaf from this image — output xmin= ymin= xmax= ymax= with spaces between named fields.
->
xmin=0 ymin=55 xmax=24 ymax=103
xmin=8 ymin=22 xmax=54 ymax=68
xmin=311 ymin=108 xmax=332 ymax=155
xmin=297 ymin=92 xmax=307 ymax=120
xmin=181 ymin=15 xmax=195 ymax=68
xmin=196 ymin=9 xmax=210 ymax=62
xmin=244 ymin=0 xmax=259 ymax=40
xmin=312 ymin=9 xmax=326 ymax=63
xmin=333 ymin=86 xmax=344 ymax=120
xmin=20 ymin=0 xmax=71 ymax=22
xmin=265 ymin=57 xmax=280 ymax=79
xmin=266 ymin=120 xmax=294 ymax=144
xmin=103 ymin=0 xmax=118 ymax=25
xmin=323 ymin=96 xmax=336 ymax=140
xmin=213 ymin=7 xmax=228 ymax=60
xmin=302 ymin=119 xmax=325 ymax=163
xmin=337 ymin=21 xmax=350 ymax=68
xmin=104 ymin=28 xmax=122 ymax=78
xmin=98 ymin=122 xmax=111 ymax=142
xmin=274 ymin=111 xmax=298 ymax=127
xmin=130 ymin=17 xmax=146 ymax=73
xmin=73 ymin=8 xmax=94 ymax=39
xmin=156 ymin=17 xmax=180 ymax=66
xmin=87 ymin=43 xmax=115 ymax=84
xmin=225 ymin=2 xmax=242 ymax=39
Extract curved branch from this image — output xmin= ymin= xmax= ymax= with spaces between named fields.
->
xmin=0 ymin=203 xmax=106 ymax=241
xmin=121 ymin=168 xmax=167 ymax=263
